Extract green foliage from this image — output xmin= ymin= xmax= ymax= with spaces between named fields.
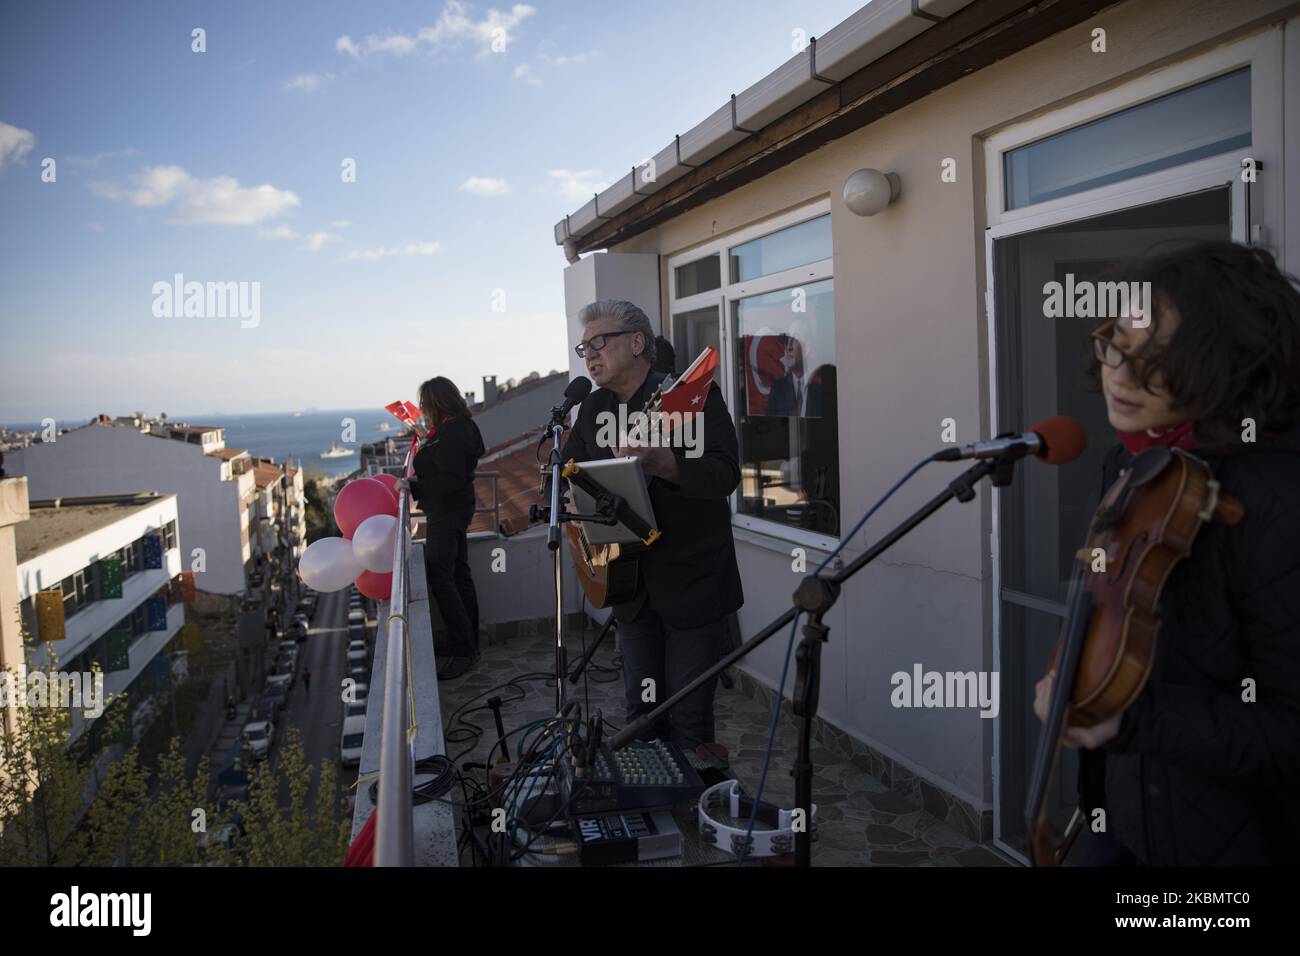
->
xmin=2 ymin=626 xmax=351 ymax=867
xmin=302 ymin=475 xmax=334 ymax=543
xmin=232 ymin=729 xmax=350 ymax=866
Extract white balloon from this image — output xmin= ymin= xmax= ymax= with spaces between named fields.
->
xmin=298 ymin=536 xmax=363 ymax=592
xmin=352 ymin=514 xmax=398 ymax=573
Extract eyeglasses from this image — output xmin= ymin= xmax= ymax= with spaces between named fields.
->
xmin=1090 ymin=319 xmax=1165 ymax=386
xmin=574 ymin=330 xmax=634 ymax=358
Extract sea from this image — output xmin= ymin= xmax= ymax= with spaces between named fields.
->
xmin=213 ymin=409 xmax=411 ymax=479
xmin=3 ymin=408 xmax=411 ymax=480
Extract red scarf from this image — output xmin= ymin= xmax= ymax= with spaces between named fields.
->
xmin=1117 ymin=420 xmax=1197 ymax=454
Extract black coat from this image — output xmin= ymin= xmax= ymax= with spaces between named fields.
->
xmin=1082 ymin=427 xmax=1300 ymax=865
xmin=558 ymin=368 xmax=744 ymax=628
xmin=409 ymin=415 xmax=485 ymax=526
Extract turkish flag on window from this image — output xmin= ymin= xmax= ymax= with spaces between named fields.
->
xmin=658 ymin=346 xmax=719 ymax=424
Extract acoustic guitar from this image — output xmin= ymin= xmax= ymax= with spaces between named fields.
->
xmin=565 ymin=377 xmax=671 ymax=608
xmin=564 ymin=346 xmax=719 ymax=608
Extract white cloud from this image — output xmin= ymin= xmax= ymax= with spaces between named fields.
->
xmin=539 ymin=50 xmax=598 ymax=66
xmin=284 ymin=72 xmax=334 ymax=93
xmin=337 ymin=1 xmax=535 ymax=60
xmin=344 ymin=241 xmax=443 ymax=261
xmin=513 ymin=63 xmax=541 ymax=86
xmin=302 ymin=231 xmax=336 ymax=251
xmin=329 ymin=219 xmax=352 ymax=228
xmin=92 ymin=165 xmax=300 ymax=225
xmin=257 ymin=223 xmax=339 ymax=251
xmin=548 ymin=168 xmax=610 ymax=202
xmin=459 ymin=175 xmax=510 ymax=196
xmin=90 ymin=223 xmax=105 ymax=233
xmin=64 ymin=148 xmax=140 ymax=169
xmin=0 ymin=120 xmax=36 ymax=173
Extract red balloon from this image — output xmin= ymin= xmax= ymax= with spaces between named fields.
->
xmin=334 ymin=477 xmax=399 ymax=539
xmin=355 ymin=570 xmax=393 ymax=601
xmin=371 ymin=473 xmax=401 ymax=501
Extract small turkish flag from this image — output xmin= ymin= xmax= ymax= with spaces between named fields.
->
xmin=385 ymin=400 xmax=412 ymax=424
xmin=659 ymin=346 xmax=718 ymax=425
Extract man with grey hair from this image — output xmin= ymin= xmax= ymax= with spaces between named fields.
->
xmin=555 ymin=299 xmax=744 ymax=749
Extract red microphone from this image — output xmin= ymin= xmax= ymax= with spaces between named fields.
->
xmin=936 ymin=415 xmax=1087 ymax=465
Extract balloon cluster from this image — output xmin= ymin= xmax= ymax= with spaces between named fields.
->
xmin=297 ymin=475 xmax=404 ymax=600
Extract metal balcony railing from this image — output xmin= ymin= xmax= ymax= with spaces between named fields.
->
xmin=375 ymin=485 xmax=414 ymax=866
xmin=364 ymin=465 xmax=502 ymax=536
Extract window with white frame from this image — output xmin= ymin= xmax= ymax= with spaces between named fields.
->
xmin=669 ymin=205 xmax=839 ymax=539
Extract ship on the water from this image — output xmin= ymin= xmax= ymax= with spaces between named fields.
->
xmin=320 ymin=442 xmax=356 ymax=459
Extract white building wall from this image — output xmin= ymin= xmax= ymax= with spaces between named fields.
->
xmin=7 ymin=426 xmax=250 ymax=594
xmin=15 ymin=496 xmax=184 ymax=743
xmin=577 ymin=0 xmax=1295 ymax=811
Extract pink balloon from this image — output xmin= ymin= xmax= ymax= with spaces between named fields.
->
xmin=356 ymin=570 xmax=393 ymax=601
xmin=371 ymin=474 xmax=401 ymax=501
xmin=335 ymin=477 xmax=399 ymax=539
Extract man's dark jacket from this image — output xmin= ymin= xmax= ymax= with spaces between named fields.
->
xmin=409 ymin=415 xmax=485 ymax=526
xmin=1079 ymin=426 xmax=1300 ymax=865
xmin=558 ymin=368 xmax=744 ymax=628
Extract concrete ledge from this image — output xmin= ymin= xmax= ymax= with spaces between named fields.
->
xmin=351 ymin=546 xmax=459 ymax=866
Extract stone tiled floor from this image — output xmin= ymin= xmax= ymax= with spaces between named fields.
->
xmin=436 ymin=620 xmax=1012 ymax=867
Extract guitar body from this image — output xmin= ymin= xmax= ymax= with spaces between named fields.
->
xmin=566 ymin=522 xmax=642 ymax=608
xmin=561 ymin=371 xmax=685 ymax=610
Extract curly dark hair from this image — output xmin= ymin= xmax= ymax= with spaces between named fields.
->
xmin=1087 ymin=240 xmax=1300 ymax=449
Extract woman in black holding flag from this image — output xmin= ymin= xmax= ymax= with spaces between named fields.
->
xmin=399 ymin=376 xmax=485 ymax=680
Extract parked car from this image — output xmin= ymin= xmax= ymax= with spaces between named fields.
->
xmin=274 ymin=653 xmax=297 ymax=677
xmin=278 ymin=639 xmax=299 ymax=657
xmin=262 ymin=684 xmax=289 ymax=712
xmin=348 ymin=681 xmax=369 ymax=705
xmin=267 ymin=672 xmax=293 ymax=696
xmin=348 ymin=623 xmax=365 ymax=642
xmin=344 ymin=698 xmax=367 ymax=719
xmin=348 ymin=665 xmax=368 ymax=685
xmin=347 ymin=609 xmax=365 ymax=628
xmin=340 ymin=715 xmax=366 ymax=768
xmin=347 ymin=647 xmax=367 ymax=668
xmin=242 ymin=720 xmax=274 ymax=760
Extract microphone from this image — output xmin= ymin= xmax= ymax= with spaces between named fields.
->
xmin=549 ymin=376 xmax=592 ymax=423
xmin=935 ymin=415 xmax=1087 ymax=466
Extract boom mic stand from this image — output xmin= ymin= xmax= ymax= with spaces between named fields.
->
xmin=608 ymin=452 xmax=1021 ymax=867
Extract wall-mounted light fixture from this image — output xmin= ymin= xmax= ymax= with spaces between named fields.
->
xmin=843 ymin=168 xmax=901 ymax=216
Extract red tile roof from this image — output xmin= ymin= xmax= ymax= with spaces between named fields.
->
xmin=468 ymin=427 xmax=546 ymax=536
xmin=253 ymin=462 xmax=285 ymax=489
xmin=206 ymin=447 xmax=249 ymax=460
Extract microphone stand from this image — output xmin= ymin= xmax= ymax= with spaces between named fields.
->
xmin=542 ymin=410 xmax=569 ymax=714
xmin=608 ymin=452 xmax=1022 ymax=867
xmin=535 ymin=407 xmax=654 ymax=714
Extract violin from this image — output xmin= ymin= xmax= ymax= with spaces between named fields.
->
xmin=1025 ymin=444 xmax=1244 ymax=866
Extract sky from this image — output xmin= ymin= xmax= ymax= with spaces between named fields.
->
xmin=0 ymin=0 xmax=864 ymax=423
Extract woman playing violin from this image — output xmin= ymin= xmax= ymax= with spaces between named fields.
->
xmin=1033 ymin=240 xmax=1300 ymax=865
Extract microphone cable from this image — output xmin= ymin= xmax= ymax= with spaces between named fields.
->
xmin=736 ymin=451 xmax=943 ymax=866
